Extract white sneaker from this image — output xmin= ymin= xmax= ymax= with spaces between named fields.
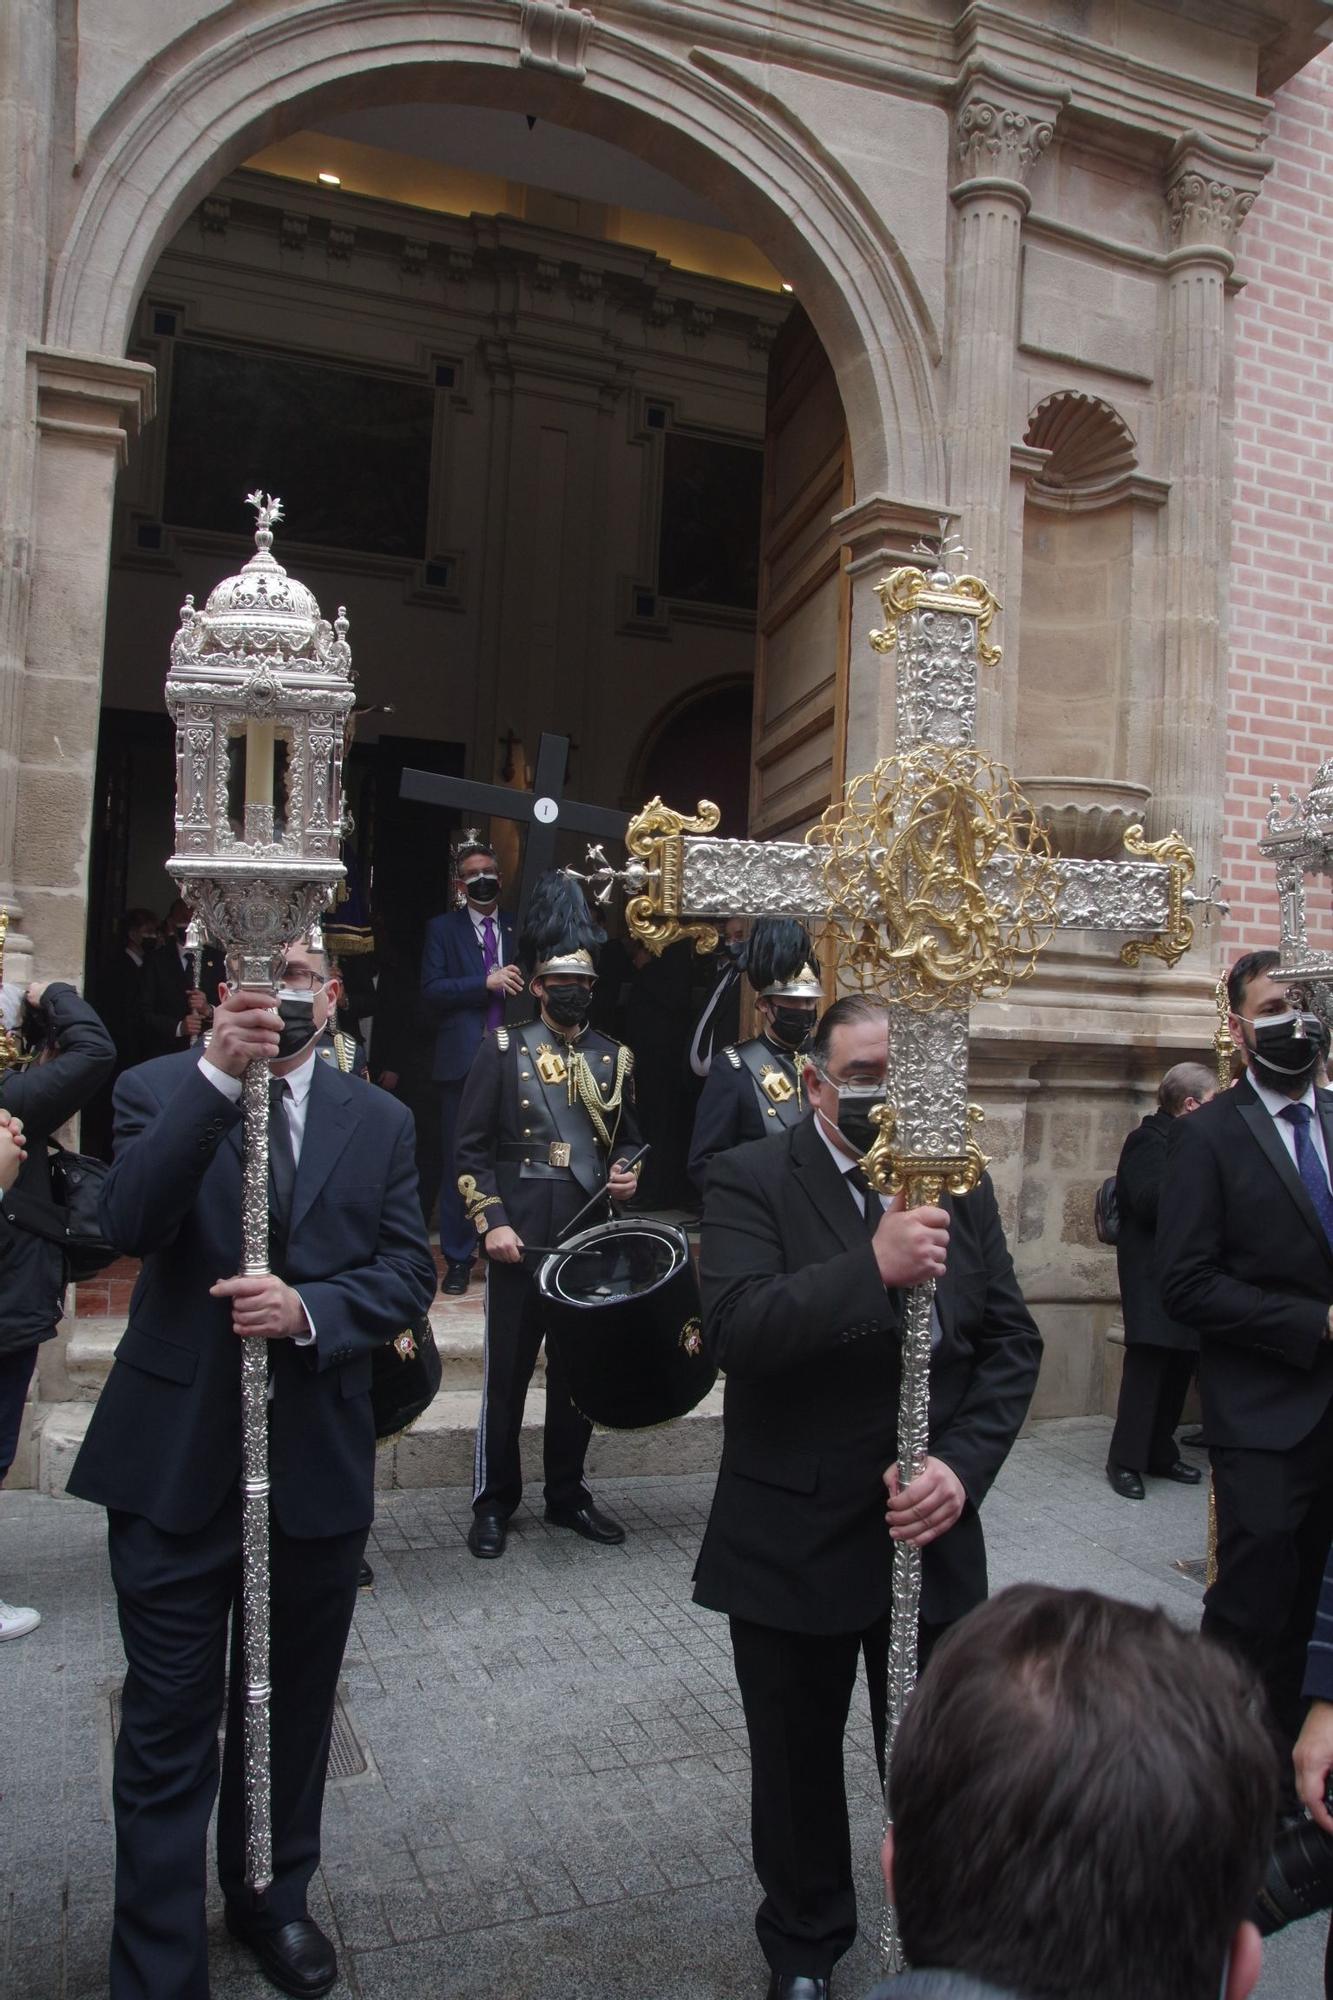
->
xmin=0 ymin=1599 xmax=40 ymax=1641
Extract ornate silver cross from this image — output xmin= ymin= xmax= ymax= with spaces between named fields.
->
xmin=584 ymin=543 xmax=1213 ymax=1970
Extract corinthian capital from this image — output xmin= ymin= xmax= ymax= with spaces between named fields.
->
xmin=952 ymin=68 xmax=1066 ymax=192
xmin=1165 ymin=133 xmax=1271 ymax=256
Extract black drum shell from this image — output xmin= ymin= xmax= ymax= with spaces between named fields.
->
xmin=537 ymin=1218 xmax=715 ymax=1431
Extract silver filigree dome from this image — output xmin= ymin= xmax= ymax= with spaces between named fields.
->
xmin=169 ymin=492 xmax=351 ymax=677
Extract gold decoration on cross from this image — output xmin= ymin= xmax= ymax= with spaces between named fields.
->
xmin=1117 ymin=825 xmax=1196 ymax=969
xmin=622 ymin=795 xmax=722 ymax=956
xmin=860 ymin=1101 xmax=989 ymax=1205
xmin=869 ymin=565 xmax=1003 ymax=669
xmin=805 ymin=746 xmax=1061 ymax=1011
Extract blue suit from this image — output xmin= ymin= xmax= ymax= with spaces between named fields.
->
xmin=68 ymin=1050 xmax=436 ymax=1996
xmin=421 ymin=904 xmax=517 ymax=1264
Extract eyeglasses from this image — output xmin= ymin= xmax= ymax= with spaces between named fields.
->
xmin=277 ymin=967 xmax=326 ymax=993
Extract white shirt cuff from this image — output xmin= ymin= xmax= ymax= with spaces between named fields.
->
xmin=199 ymin=1057 xmax=243 ymax=1101
xmin=293 ymin=1295 xmax=317 ymax=1347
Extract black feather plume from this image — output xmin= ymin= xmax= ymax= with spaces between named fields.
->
xmin=745 ymin=917 xmax=816 ymax=993
xmin=520 ymin=870 xmax=606 ymax=977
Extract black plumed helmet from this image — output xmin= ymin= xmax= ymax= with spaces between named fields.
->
xmin=745 ymin=917 xmax=820 ymax=998
xmin=520 ymin=870 xmax=605 ymax=980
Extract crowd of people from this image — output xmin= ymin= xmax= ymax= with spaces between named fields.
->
xmin=7 ymin=853 xmax=1333 ymax=1997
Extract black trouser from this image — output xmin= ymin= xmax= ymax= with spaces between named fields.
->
xmin=472 ymin=1257 xmax=592 ymax=1517
xmin=1204 ymin=1396 xmax=1333 ymax=1792
xmin=0 ymin=1343 xmax=38 ymax=1483
xmin=106 ymin=1495 xmax=366 ymax=2000
xmin=1108 ymin=1344 xmax=1195 ymax=1473
xmin=729 ymin=1611 xmax=948 ymax=1977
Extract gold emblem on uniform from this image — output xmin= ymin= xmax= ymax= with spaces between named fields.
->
xmin=393 ymin=1329 xmax=418 ymax=1361
xmin=680 ymin=1317 xmax=704 ymax=1358
xmin=759 ymin=1063 xmax=795 ymax=1105
xmin=535 ymin=1042 xmax=568 ymax=1086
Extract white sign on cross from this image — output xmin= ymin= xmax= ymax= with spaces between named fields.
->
xmin=582 ymin=540 xmax=1215 ymax=1969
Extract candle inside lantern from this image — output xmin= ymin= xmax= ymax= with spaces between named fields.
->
xmin=244 ymin=723 xmax=275 ymax=807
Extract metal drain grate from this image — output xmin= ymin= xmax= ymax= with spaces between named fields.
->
xmin=108 ymin=1683 xmax=369 ymax=1782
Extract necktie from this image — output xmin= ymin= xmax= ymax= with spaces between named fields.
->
xmin=1279 ymin=1103 xmax=1333 ymax=1250
xmin=845 ymin=1164 xmax=881 ymax=1234
xmin=482 ymin=916 xmax=504 ymax=1032
xmin=268 ymin=1076 xmax=296 ymax=1264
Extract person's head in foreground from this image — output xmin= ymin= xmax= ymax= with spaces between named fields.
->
xmin=885 ymin=1584 xmax=1275 ymax=2000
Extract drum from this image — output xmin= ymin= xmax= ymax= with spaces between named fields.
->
xmin=537 ymin=1217 xmax=715 ymax=1430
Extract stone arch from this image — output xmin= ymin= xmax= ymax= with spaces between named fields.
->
xmin=47 ymin=3 xmax=943 ymax=502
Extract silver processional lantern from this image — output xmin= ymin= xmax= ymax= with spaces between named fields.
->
xmin=1260 ymin=758 xmax=1333 ymax=992
xmin=165 ymin=491 xmax=356 ymax=1893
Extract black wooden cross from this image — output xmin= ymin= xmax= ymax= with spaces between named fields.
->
xmin=399 ymin=732 xmax=628 ymax=925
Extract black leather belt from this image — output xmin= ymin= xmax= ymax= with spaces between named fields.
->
xmin=500 ymin=1140 xmax=573 ymax=1168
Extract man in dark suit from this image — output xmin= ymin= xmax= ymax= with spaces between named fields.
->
xmin=141 ymin=897 xmax=224 ymax=1059
xmin=1158 ymin=948 xmax=1333 ymax=1789
xmin=1105 ymin=1060 xmax=1215 ymax=1499
xmin=420 ymin=834 xmax=520 ymax=1293
xmin=687 ymin=917 xmax=822 ymax=1192
xmin=68 ymin=938 xmax=437 ymax=2000
xmin=695 ymin=995 xmax=1042 ymax=2000
xmin=454 ymin=873 xmax=641 ymax=1560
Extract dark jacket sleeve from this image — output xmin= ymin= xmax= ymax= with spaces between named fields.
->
xmin=297 ymin=1099 xmax=438 ymax=1371
xmin=929 ymin=1177 xmax=1043 ymax=1508
xmin=687 ymin=1060 xmax=740 ymax=1191
xmin=1304 ymin=1540 xmax=1333 ymax=1701
xmin=421 ymin=914 xmax=489 ymax=1019
xmin=0 ymin=983 xmax=116 ymax=1138
xmin=453 ymin=1033 xmax=510 ymax=1235
xmin=1116 ymin=1120 xmax=1164 ymax=1229
xmin=1157 ymin=1112 xmax=1328 ymax=1368
xmin=700 ymin=1145 xmax=901 ymax=1378
xmin=98 ymin=1058 xmax=243 ymax=1257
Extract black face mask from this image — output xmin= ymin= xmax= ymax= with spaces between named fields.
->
xmin=465 ymin=875 xmax=499 ymax=905
xmin=768 ymin=1005 xmax=815 ymax=1051
xmin=175 ymin=926 xmax=188 ymax=946
xmin=275 ymin=992 xmax=317 ymax=1061
xmin=542 ymin=986 xmax=592 ymax=1029
xmin=833 ymin=1088 xmax=888 ymax=1157
xmin=1243 ymin=1009 xmax=1323 ymax=1089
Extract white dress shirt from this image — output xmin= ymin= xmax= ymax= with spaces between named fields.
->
xmin=199 ymin=1048 xmax=319 ymax=1344
xmin=1246 ymin=1068 xmax=1333 ymax=1184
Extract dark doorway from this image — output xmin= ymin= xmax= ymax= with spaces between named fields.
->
xmin=636 ymin=680 xmax=753 ymax=835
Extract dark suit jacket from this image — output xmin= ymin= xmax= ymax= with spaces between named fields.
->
xmin=67 ymin=1052 xmax=437 ymax=1537
xmin=1157 ymin=1077 xmax=1333 ymax=1450
xmin=421 ymin=906 xmax=517 ymax=1084
xmin=142 ymin=941 xmax=224 ymax=1059
xmin=692 ymin=1116 xmax=1042 ymax=1633
xmin=1114 ymin=1108 xmax=1197 ymax=1352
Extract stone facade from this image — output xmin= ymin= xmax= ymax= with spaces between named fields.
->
xmin=3 ymin=0 xmax=1331 ymax=1476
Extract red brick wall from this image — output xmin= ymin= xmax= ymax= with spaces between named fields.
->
xmin=1226 ymin=48 xmax=1333 ymax=963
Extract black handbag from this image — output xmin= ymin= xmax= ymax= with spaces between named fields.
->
xmin=1094 ymin=1173 xmax=1121 ymax=1247
xmin=1 ymin=1140 xmax=118 ymax=1282
xmin=371 ymin=1314 xmax=442 ymax=1441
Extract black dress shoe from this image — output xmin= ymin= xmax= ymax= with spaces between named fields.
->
xmin=544 ymin=1500 xmax=625 ymax=1545
xmin=1107 ymin=1463 xmax=1145 ymax=1500
xmin=357 ymin=1557 xmax=374 ymax=1589
xmin=467 ymin=1508 xmax=507 ymax=1558
xmin=442 ymin=1260 xmax=471 ymax=1296
xmin=1179 ymin=1424 xmax=1207 ymax=1448
xmin=765 ymin=1975 xmax=830 ymax=2000
xmin=1156 ymin=1458 xmax=1203 ymax=1485
xmin=224 ymin=1909 xmax=337 ymax=1998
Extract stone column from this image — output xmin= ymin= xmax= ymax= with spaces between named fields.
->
xmin=1152 ymin=134 xmax=1269 ymax=888
xmin=947 ymin=64 xmax=1065 ymax=757
xmin=16 ymin=346 xmax=155 ymax=980
xmin=0 ymin=2 xmax=57 ymax=968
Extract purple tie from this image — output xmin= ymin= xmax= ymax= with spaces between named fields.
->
xmin=483 ymin=916 xmax=504 ymax=1031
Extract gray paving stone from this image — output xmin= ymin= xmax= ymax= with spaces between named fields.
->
xmin=0 ymin=1424 xmax=1326 ymax=1998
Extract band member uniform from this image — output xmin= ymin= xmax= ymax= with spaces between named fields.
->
xmin=687 ymin=917 xmax=821 ymax=1191
xmin=455 ymin=873 xmax=642 ymax=1560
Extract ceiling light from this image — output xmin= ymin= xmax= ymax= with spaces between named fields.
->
xmin=780 ymin=281 xmax=794 ymax=294
xmin=318 ymin=171 xmax=341 ymax=187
